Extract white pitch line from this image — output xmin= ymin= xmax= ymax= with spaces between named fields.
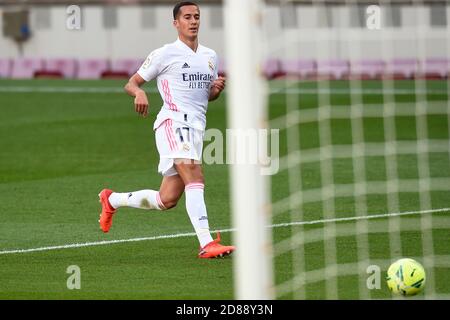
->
xmin=0 ymin=207 xmax=448 ymax=255
xmin=0 ymin=232 xmax=197 ymax=255
xmin=270 ymin=207 xmax=450 ymax=228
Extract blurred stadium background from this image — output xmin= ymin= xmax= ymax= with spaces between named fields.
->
xmin=0 ymin=0 xmax=449 ymax=80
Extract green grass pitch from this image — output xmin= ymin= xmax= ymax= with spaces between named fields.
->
xmin=0 ymin=79 xmax=448 ymax=299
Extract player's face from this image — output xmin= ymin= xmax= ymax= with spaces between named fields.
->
xmin=174 ymin=5 xmax=200 ymax=40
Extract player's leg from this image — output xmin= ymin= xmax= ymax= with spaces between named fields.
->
xmin=174 ymin=159 xmax=204 ymax=184
xmin=174 ymin=159 xmax=235 ymax=258
xmin=174 ymin=159 xmax=210 ymax=243
xmin=107 ymin=188 xmax=166 ymax=211
xmin=158 ymin=174 xmax=185 ymax=209
xmin=99 ymin=174 xmax=184 ymax=231
xmin=107 ymin=174 xmax=184 ymax=211
xmin=98 ymin=185 xmax=167 ymax=233
xmin=98 ymin=176 xmax=184 ymax=233
xmin=105 ymin=119 xmax=185 ymax=213
xmin=99 ymin=120 xmax=184 ymax=233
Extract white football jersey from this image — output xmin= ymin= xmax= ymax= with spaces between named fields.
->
xmin=137 ymin=38 xmax=219 ymax=131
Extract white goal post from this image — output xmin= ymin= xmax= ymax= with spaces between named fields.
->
xmin=224 ymin=0 xmax=274 ymax=300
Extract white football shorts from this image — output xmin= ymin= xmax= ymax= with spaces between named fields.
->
xmin=154 ymin=118 xmax=204 ymax=176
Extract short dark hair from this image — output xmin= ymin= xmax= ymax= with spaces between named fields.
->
xmin=173 ymin=1 xmax=199 ymax=20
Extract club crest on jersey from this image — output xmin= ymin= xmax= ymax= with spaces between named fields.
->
xmin=208 ymin=60 xmax=215 ymax=72
xmin=142 ymin=51 xmax=156 ymax=69
xmin=142 ymin=57 xmax=151 ymax=69
xmin=182 ymin=143 xmax=191 ymax=151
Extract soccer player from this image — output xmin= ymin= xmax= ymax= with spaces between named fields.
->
xmin=98 ymin=1 xmax=235 ymax=259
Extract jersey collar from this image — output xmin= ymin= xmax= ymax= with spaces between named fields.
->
xmin=175 ymin=38 xmax=200 ymax=54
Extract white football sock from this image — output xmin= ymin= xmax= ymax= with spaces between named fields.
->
xmin=185 ymin=183 xmax=214 ymax=248
xmin=108 ymin=190 xmax=166 ymax=210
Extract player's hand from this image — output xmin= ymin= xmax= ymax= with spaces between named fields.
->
xmin=209 ymin=76 xmax=226 ymax=101
xmin=134 ymin=91 xmax=149 ymax=117
xmin=212 ymin=76 xmax=226 ymax=92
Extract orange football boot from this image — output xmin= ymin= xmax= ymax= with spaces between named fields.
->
xmin=198 ymin=232 xmax=235 ymax=259
xmin=98 ymin=189 xmax=116 ymax=233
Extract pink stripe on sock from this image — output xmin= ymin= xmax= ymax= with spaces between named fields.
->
xmin=186 ymin=183 xmax=204 ymax=187
xmin=185 ymin=183 xmax=204 ymax=191
xmin=156 ymin=192 xmax=166 ymax=210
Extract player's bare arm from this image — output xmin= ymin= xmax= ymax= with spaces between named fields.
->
xmin=124 ymin=73 xmax=149 ymax=117
xmin=209 ymin=76 xmax=226 ymax=101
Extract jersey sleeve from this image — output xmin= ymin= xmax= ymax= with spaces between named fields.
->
xmin=137 ymin=48 xmax=163 ymax=82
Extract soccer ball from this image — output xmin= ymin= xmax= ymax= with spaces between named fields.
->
xmin=386 ymin=258 xmax=426 ymax=296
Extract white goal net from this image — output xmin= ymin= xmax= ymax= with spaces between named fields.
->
xmin=226 ymin=0 xmax=450 ymax=299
